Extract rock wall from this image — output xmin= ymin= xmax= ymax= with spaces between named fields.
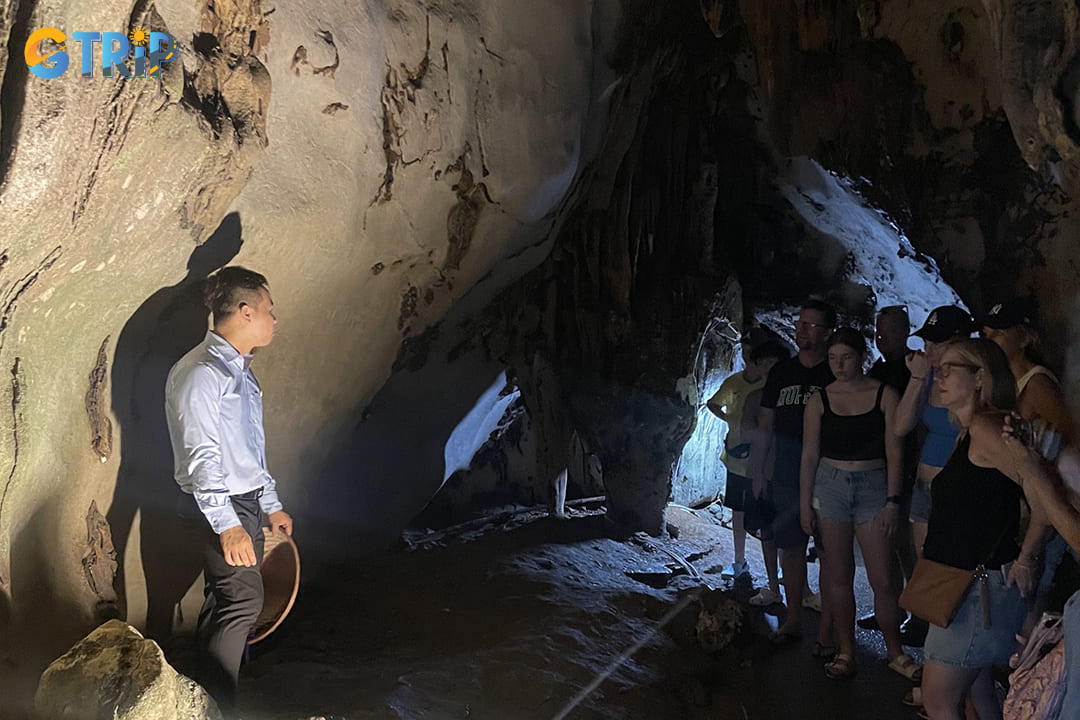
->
xmin=5 ymin=0 xmax=1080 ymax=714
xmin=0 ymin=0 xmax=619 ymax=712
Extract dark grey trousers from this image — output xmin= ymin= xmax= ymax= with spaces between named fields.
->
xmin=185 ymin=492 xmax=264 ymax=711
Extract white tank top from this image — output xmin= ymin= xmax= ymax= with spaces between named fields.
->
xmin=1016 ymin=365 xmax=1058 ymax=396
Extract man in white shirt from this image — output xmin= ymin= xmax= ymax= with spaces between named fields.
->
xmin=165 ymin=266 xmax=292 ymax=709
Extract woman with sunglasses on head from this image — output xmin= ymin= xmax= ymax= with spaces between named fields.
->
xmin=918 ymin=338 xmax=1030 ymax=720
xmin=799 ymin=328 xmax=917 ymax=681
xmin=896 ymin=307 xmax=976 ymax=563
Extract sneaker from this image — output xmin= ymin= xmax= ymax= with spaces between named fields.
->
xmin=801 ymin=592 xmax=822 ymax=612
xmin=748 ymin=587 xmax=782 ymax=606
xmin=721 ymin=560 xmax=750 ymax=580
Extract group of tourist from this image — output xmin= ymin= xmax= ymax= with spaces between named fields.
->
xmin=708 ymin=299 xmax=1080 ymax=720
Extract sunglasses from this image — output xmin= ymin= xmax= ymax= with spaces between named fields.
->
xmin=937 ymin=361 xmax=979 ymax=377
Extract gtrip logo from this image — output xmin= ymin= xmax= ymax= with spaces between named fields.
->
xmin=25 ymin=26 xmax=178 ymax=79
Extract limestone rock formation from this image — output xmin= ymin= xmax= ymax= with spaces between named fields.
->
xmin=34 ymin=619 xmax=221 ymax=720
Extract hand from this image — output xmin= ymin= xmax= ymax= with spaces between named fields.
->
xmin=1006 ymin=559 xmax=1036 ymax=598
xmin=1001 ymin=414 xmax=1043 ymax=477
xmin=876 ymin=503 xmax=899 ymax=538
xmin=800 ymin=503 xmax=816 ymax=537
xmin=905 ymin=350 xmax=930 ymax=379
xmin=219 ymin=525 xmax=257 ymax=567
xmin=268 ymin=510 xmax=293 ymax=536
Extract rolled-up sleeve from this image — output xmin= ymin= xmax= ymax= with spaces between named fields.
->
xmin=169 ymin=364 xmax=241 ymax=534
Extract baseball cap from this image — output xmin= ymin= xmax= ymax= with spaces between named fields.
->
xmin=982 ymin=300 xmax=1034 ymax=330
xmin=912 ymin=305 xmax=975 ymax=343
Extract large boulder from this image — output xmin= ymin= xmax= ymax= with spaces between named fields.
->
xmin=34 ymin=619 xmax=220 ymax=720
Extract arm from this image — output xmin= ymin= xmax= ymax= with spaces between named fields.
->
xmin=169 ymin=365 xmax=241 ymax=534
xmin=1021 ymin=374 xmax=1076 ymax=446
xmin=879 ymin=386 xmax=902 ymax=536
xmin=970 ymin=413 xmax=1045 ymax=596
xmin=894 ymin=351 xmax=931 ymax=436
xmin=261 ymin=474 xmax=291 ymax=535
xmin=799 ymin=392 xmax=823 ymax=536
xmin=705 ymin=385 xmax=729 ymax=422
xmin=1008 ymin=441 xmax=1080 ymax=555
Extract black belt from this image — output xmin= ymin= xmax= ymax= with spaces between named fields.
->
xmin=231 ymin=488 xmax=264 ymax=501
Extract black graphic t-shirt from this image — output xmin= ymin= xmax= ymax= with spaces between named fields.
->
xmin=760 ymin=356 xmax=835 ymax=442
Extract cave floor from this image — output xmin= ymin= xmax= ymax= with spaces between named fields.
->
xmin=235 ymin=504 xmax=924 ymax=720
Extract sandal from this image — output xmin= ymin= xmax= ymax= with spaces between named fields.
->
xmin=903 ymin=686 xmax=924 ymax=707
xmin=811 ymin=641 xmax=837 ymax=659
xmin=824 ymin=653 xmax=855 ymax=680
xmin=888 ymin=653 xmax=923 ymax=683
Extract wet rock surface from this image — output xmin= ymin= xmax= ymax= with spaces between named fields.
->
xmin=236 ymin=505 xmax=920 ymax=720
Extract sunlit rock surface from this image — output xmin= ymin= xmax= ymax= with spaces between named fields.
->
xmin=34 ymin=619 xmax=221 ymax=720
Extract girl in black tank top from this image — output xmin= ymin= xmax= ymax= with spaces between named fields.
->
xmin=819 ymin=384 xmax=887 ymax=461
xmin=799 ymin=328 xmax=909 ymax=680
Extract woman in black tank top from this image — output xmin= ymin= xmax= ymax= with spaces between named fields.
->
xmin=799 ymin=328 xmax=911 ymax=680
xmin=919 ymin=338 xmax=1040 ymax=720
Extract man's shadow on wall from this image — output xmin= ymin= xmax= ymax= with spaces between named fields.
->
xmin=108 ymin=213 xmax=243 ymax=642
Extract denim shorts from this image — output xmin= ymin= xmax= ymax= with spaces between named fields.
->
xmin=923 ymin=569 xmax=1025 ymax=668
xmin=812 ymin=463 xmax=887 ymax=525
xmin=909 ymin=480 xmax=932 ymax=524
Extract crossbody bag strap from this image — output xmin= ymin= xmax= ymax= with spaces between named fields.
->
xmin=976 ymin=520 xmax=1015 ymax=629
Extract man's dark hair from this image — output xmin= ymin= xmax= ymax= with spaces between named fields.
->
xmin=750 ymin=339 xmax=791 ymax=363
xmin=802 ymin=299 xmax=837 ymax=329
xmin=204 ymin=266 xmax=268 ymax=321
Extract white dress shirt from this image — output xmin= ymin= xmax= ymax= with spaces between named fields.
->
xmin=165 ymin=330 xmax=283 ymax=533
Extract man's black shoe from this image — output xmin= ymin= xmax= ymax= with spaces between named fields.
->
xmin=856 ymin=613 xmax=880 ymax=631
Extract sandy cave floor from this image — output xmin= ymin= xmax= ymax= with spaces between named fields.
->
xmin=229 ymin=504 xmax=925 ymax=720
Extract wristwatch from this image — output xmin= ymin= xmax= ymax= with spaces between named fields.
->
xmin=886 ymin=495 xmax=902 ymax=505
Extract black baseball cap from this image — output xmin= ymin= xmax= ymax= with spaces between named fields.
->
xmin=912 ymin=305 xmax=975 ymax=343
xmin=982 ymin=300 xmax=1034 ymax=330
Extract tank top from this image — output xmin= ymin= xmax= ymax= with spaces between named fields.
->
xmin=1016 ymin=365 xmax=1057 ymax=396
xmin=819 ymin=384 xmax=887 ymax=461
xmin=922 ymin=434 xmax=1022 ymax=570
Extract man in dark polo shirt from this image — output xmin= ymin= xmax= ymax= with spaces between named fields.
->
xmin=750 ymin=300 xmax=835 ymax=642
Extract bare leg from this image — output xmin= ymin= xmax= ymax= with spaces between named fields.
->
xmin=819 ymin=518 xmax=855 ymax=657
xmin=733 ymin=511 xmax=746 ymax=564
xmin=762 ymin=539 xmax=780 ymax=592
xmin=895 ymin=520 xmax=916 ymax=583
xmin=922 ymin=660 xmax=980 ymax=720
xmin=855 ymin=518 xmax=903 ymax=660
xmin=969 ymin=666 xmax=1002 ymax=720
xmin=776 ymin=545 xmax=807 ymax=635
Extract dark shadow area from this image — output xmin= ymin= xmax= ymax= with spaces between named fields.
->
xmin=3 ymin=503 xmax=92 ymax=720
xmin=299 ymin=339 xmax=509 ymax=563
xmin=0 ymin=0 xmax=37 ymax=188
xmin=107 ymin=213 xmax=243 ymax=641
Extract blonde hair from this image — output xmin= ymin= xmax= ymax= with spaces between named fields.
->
xmin=943 ymin=337 xmax=1016 ymax=412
